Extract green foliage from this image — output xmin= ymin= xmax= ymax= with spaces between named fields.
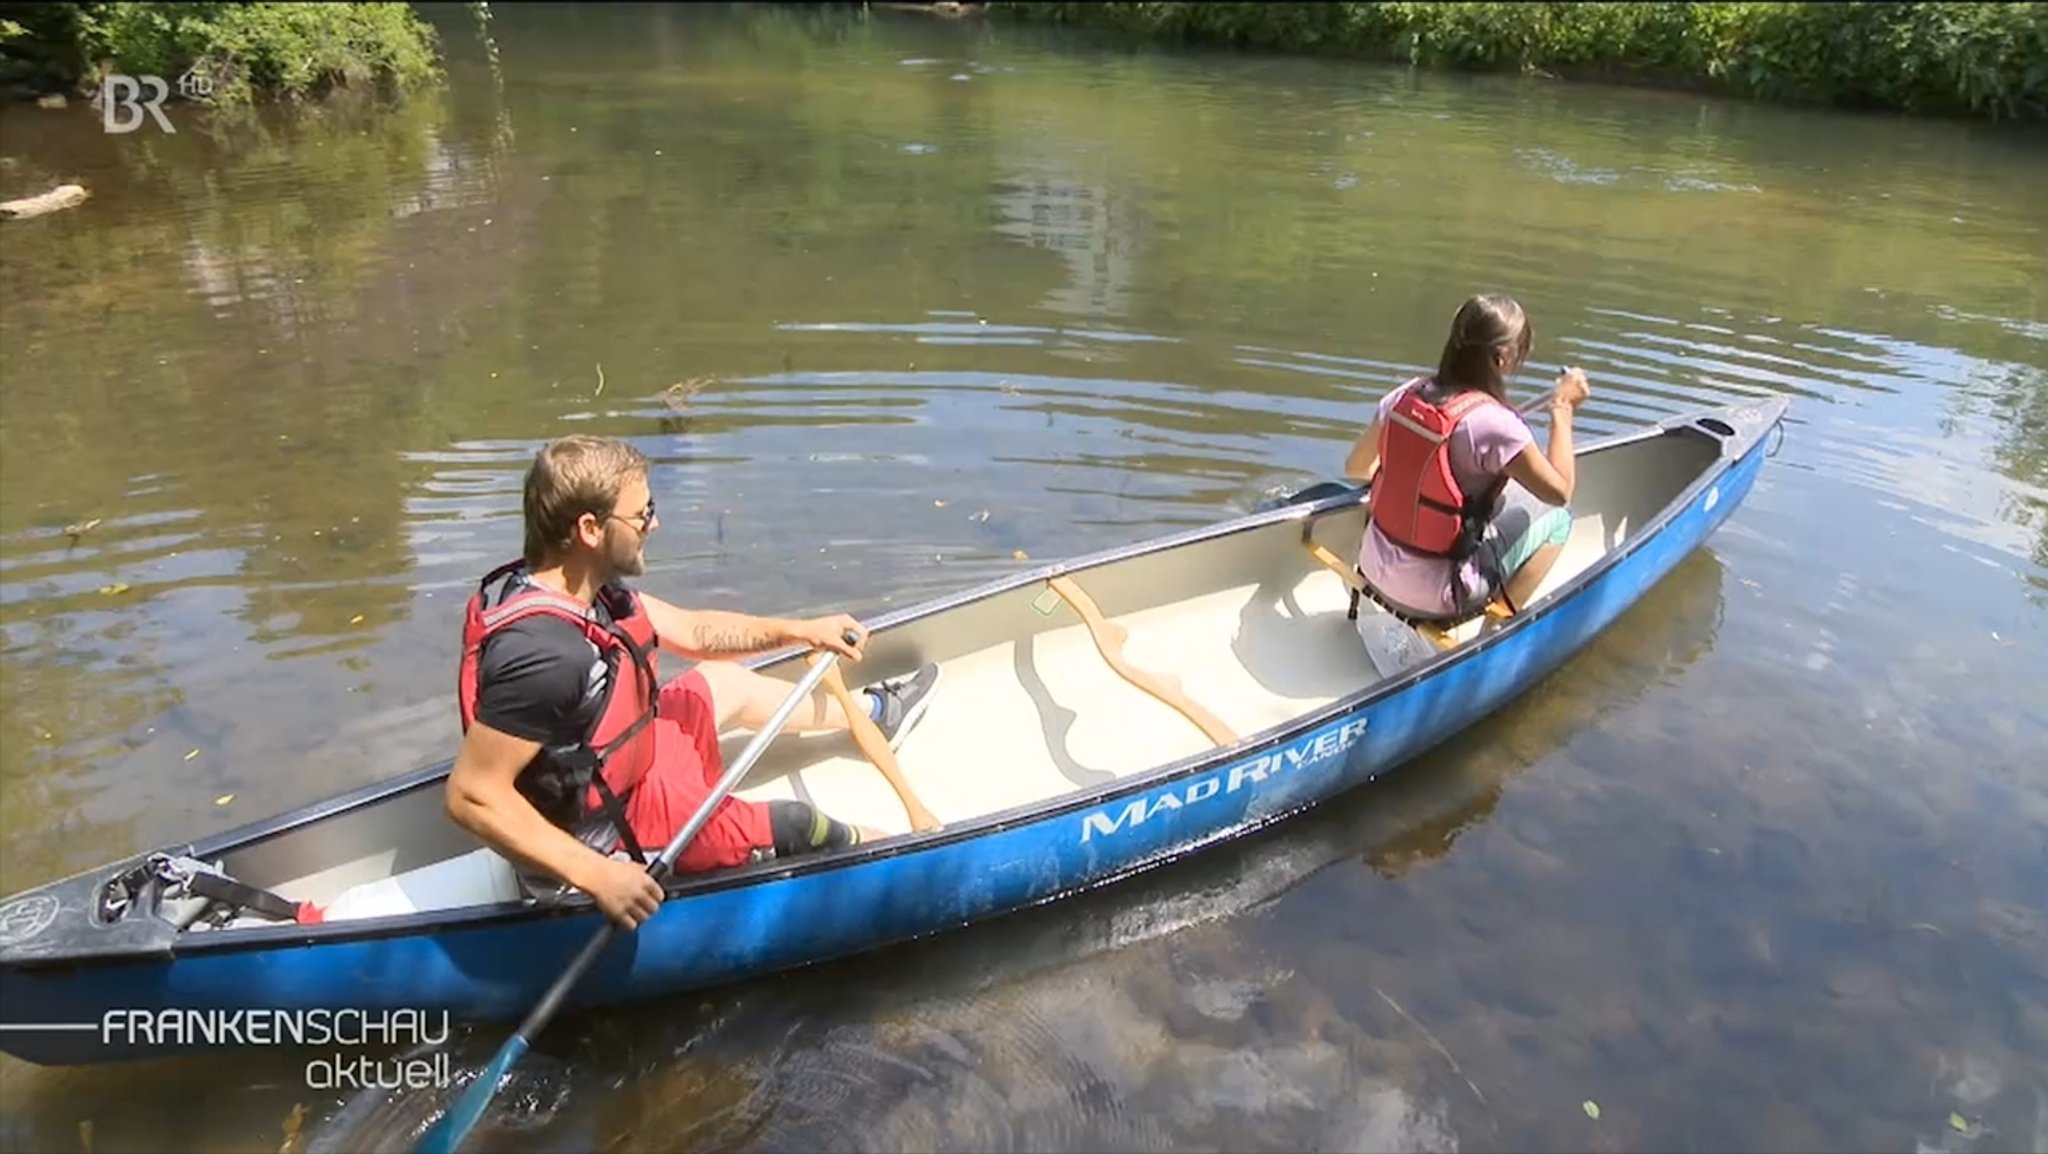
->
xmin=998 ymin=2 xmax=2048 ymax=121
xmin=4 ymin=2 xmax=440 ymax=103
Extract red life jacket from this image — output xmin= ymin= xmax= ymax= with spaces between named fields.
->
xmin=457 ymin=559 xmax=661 ymax=859
xmin=1369 ymin=384 xmax=1509 ymax=559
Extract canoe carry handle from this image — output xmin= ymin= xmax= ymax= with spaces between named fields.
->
xmin=807 ymin=652 xmax=944 ymax=834
xmin=1044 ymin=574 xmax=1238 ymax=747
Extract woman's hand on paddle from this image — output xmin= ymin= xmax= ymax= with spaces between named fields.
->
xmin=789 ymin=614 xmax=866 ymax=660
xmin=1553 ymin=366 xmax=1590 ymax=410
xmin=584 ymin=856 xmax=664 ymax=930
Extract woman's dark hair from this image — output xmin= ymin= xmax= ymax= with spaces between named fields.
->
xmin=1432 ymin=294 xmax=1532 ymax=404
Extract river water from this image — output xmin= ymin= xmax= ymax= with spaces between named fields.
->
xmin=1 ymin=5 xmax=2043 ymax=1151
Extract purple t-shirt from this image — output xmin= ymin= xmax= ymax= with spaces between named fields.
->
xmin=1356 ymin=378 xmax=1533 ymax=615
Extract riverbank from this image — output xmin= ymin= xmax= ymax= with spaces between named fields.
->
xmin=0 ymin=2 xmax=439 ymax=106
xmin=992 ymin=2 xmax=2048 ymax=122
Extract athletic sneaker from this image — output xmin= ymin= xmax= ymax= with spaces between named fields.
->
xmin=866 ymin=663 xmax=941 ymax=749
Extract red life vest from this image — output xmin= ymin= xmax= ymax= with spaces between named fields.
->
xmin=1369 ymin=384 xmax=1509 ymax=559
xmin=457 ymin=559 xmax=661 ymax=857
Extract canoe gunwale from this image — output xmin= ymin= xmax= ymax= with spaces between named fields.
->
xmin=0 ymin=398 xmax=1785 ymax=972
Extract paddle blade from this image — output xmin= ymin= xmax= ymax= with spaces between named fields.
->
xmin=1237 ymin=472 xmax=1363 ymax=514
xmin=411 ymin=1035 xmax=530 ymax=1154
xmin=306 ymin=1033 xmax=574 ymax=1154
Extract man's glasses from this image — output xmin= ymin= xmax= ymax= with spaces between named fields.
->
xmin=606 ymin=498 xmax=656 ymax=533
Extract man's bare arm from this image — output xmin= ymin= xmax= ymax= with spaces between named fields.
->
xmin=638 ymin=595 xmax=799 ymax=660
xmin=444 ymin=723 xmax=615 ymax=891
xmin=637 ymin=594 xmax=867 ymax=662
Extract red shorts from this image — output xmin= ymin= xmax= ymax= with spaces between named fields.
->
xmin=615 ymin=669 xmax=773 ymax=872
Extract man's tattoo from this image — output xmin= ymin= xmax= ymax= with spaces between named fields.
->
xmin=690 ymin=620 xmax=784 ymax=656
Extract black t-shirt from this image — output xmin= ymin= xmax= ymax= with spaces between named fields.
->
xmin=473 ymin=579 xmax=623 ymax=749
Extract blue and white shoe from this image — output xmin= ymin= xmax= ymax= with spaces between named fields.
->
xmin=865 ymin=663 xmax=941 ymax=750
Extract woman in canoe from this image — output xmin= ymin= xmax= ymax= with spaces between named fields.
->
xmin=1343 ymin=293 xmax=1590 ymax=620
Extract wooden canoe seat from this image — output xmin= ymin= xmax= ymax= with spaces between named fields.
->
xmin=1044 ymin=575 xmax=1238 ymax=747
xmin=1299 ymin=535 xmax=1510 ymax=651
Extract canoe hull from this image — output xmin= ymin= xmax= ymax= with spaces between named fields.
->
xmin=0 ymin=400 xmax=1778 ymax=1065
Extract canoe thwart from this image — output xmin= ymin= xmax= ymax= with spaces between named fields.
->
xmin=1044 ymin=574 xmax=1239 ymax=747
xmin=807 ymin=653 xmax=944 ymax=833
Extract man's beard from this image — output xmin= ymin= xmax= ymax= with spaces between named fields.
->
xmin=603 ymin=528 xmax=646 ymax=579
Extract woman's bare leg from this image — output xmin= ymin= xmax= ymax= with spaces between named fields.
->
xmin=1501 ymin=541 xmax=1564 ymax=613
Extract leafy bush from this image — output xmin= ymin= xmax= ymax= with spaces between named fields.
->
xmin=3 ymin=2 xmax=440 ymax=104
xmin=998 ymin=2 xmax=2048 ymax=121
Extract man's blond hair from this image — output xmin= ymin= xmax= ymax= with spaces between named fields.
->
xmin=522 ymin=435 xmax=648 ymax=565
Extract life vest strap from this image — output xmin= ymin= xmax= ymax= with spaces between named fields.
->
xmin=1386 ymin=407 xmax=1451 ymax=444
xmin=1347 ymin=566 xmax=1472 ymax=628
xmin=479 ymin=593 xmax=598 ymax=631
xmin=588 ymin=771 xmax=647 ymax=863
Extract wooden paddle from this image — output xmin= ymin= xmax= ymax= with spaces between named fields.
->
xmin=412 ymin=640 xmax=857 ymax=1154
xmin=807 ymin=653 xmax=942 ymax=833
xmin=1046 ymin=575 xmax=1238 ymax=747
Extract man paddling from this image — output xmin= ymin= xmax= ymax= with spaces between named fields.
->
xmin=445 ymin=434 xmax=939 ymax=929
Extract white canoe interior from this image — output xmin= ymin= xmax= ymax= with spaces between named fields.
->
xmin=195 ymin=427 xmax=1718 ymax=928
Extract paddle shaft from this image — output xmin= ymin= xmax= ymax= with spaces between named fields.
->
xmin=414 ymin=638 xmax=855 ymax=1154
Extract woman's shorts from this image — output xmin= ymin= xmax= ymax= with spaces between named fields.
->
xmin=1472 ymin=487 xmax=1573 ymax=607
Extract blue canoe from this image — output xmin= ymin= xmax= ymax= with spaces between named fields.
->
xmin=0 ymin=397 xmax=1785 ymax=1065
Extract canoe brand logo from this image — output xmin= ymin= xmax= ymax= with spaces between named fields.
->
xmin=1079 ymin=718 xmax=1370 ymax=843
xmin=0 ymin=895 xmax=58 ymax=946
xmin=94 ymin=69 xmax=210 ymax=134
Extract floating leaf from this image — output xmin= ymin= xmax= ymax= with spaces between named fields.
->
xmin=215 ymin=794 xmax=234 ymax=806
xmin=98 ymin=583 xmax=130 ymax=596
xmin=933 ymin=500 xmax=948 ymax=508
xmin=1950 ymin=1112 xmax=1968 ymax=1133
xmin=184 ymin=749 xmax=200 ymax=761
xmin=349 ymin=614 xmax=365 ymax=625
xmin=1583 ymin=1100 xmax=1601 ymax=1120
